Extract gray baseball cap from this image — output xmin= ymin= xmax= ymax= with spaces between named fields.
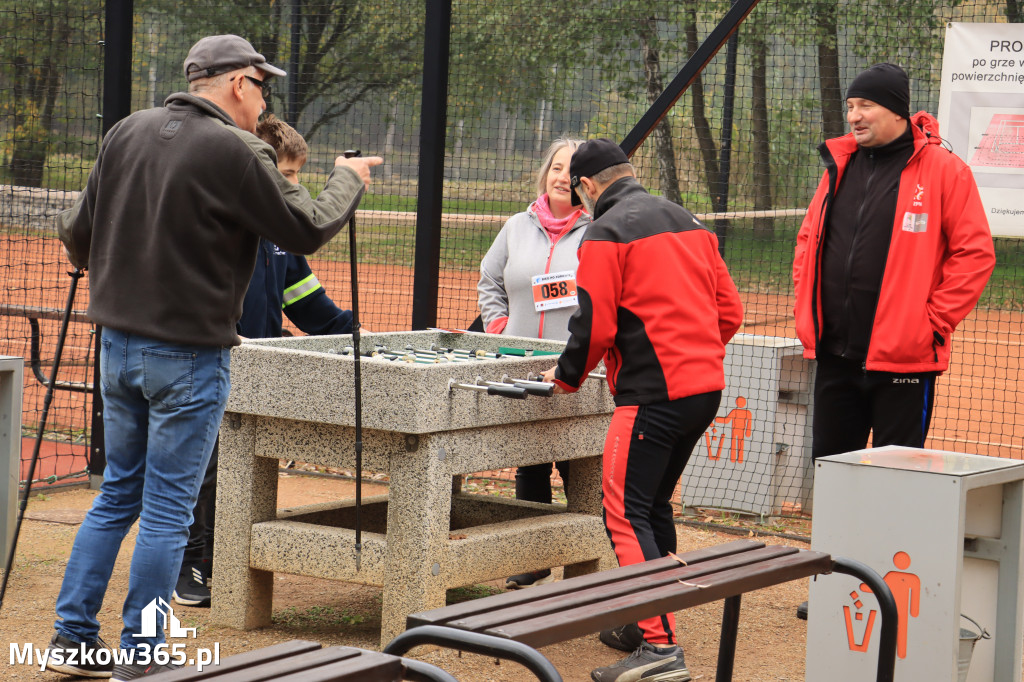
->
xmin=183 ymin=34 xmax=286 ymax=82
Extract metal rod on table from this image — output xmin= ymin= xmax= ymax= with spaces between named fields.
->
xmin=448 ymin=378 xmax=527 ymax=399
xmin=483 ymin=378 xmax=553 ymax=397
xmin=410 ymin=345 xmax=502 ymax=359
xmin=343 ymin=150 xmax=364 ymax=567
xmin=524 ymin=371 xmax=606 ymax=383
xmin=495 ymin=376 xmax=555 ymax=397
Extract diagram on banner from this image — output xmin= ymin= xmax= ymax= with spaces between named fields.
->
xmin=937 ymin=22 xmax=1024 ymax=236
xmin=971 ymin=113 xmax=1024 ymax=168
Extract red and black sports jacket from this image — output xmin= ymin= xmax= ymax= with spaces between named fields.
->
xmin=793 ymin=111 xmax=995 ymax=373
xmin=553 ymin=177 xmax=743 ymax=406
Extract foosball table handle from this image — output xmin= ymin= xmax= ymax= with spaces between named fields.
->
xmin=514 ymin=381 xmax=555 ymax=397
xmin=448 ymin=378 xmax=528 ymax=399
xmin=486 ymin=384 xmax=528 ymax=399
xmin=500 ymin=378 xmax=553 ymax=397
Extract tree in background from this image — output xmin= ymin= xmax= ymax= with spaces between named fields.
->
xmin=0 ymin=1 xmax=103 ymax=188
xmin=165 ymin=0 xmax=422 ymax=143
xmin=745 ymin=3 xmax=773 ymax=237
xmin=445 ymin=1 xmax=582 ymax=184
xmin=583 ymin=1 xmax=701 ymax=205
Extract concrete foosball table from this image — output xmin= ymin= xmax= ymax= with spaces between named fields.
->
xmin=211 ymin=330 xmax=617 ymax=645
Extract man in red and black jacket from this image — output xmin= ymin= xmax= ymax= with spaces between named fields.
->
xmin=542 ymin=139 xmax=743 ymax=682
xmin=793 ymin=63 xmax=995 ymax=462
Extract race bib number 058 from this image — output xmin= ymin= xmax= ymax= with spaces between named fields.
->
xmin=532 ymin=270 xmax=578 ymax=312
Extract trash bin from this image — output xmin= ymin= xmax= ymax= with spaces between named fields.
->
xmin=806 ymin=446 xmax=1024 ymax=681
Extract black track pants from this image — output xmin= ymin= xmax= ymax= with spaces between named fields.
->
xmin=812 ymin=352 xmax=937 ymax=461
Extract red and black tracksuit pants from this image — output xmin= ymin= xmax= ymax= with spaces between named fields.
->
xmin=602 ymin=390 xmax=722 ymax=647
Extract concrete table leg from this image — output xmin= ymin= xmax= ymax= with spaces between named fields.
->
xmin=211 ymin=413 xmax=279 ymax=629
xmin=564 ymin=454 xmax=615 ymax=577
xmin=379 ymin=434 xmax=452 ymax=647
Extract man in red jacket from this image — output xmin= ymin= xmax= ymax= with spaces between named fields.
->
xmin=542 ymin=138 xmax=743 ymax=682
xmin=793 ymin=63 xmax=995 ymax=462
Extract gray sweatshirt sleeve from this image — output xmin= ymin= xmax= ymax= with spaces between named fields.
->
xmin=477 ymin=220 xmax=512 ymax=327
xmin=232 ymin=131 xmax=364 ymax=256
xmin=56 ymin=191 xmax=91 ymax=269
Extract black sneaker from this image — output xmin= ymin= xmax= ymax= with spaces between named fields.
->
xmin=43 ymin=632 xmax=114 ymax=678
xmin=172 ymin=564 xmax=211 ymax=607
xmin=591 ymin=642 xmax=692 ymax=682
xmin=796 ymin=600 xmax=808 ymax=620
xmin=505 ymin=568 xmax=553 ymax=589
xmin=112 ymin=661 xmax=180 ymax=681
xmin=599 ymin=622 xmax=645 ymax=652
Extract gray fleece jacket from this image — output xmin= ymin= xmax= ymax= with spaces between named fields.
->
xmin=57 ymin=92 xmax=363 ymax=347
xmin=477 ymin=204 xmax=590 ymax=341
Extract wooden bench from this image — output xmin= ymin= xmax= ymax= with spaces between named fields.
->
xmin=385 ymin=539 xmax=898 ymax=682
xmin=146 ymin=639 xmax=458 ymax=682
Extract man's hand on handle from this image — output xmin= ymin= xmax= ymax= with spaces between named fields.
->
xmin=541 ymin=366 xmax=568 ymax=394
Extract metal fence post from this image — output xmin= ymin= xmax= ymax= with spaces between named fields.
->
xmin=90 ymin=0 xmax=134 ymax=484
xmin=411 ymin=0 xmax=451 ymax=330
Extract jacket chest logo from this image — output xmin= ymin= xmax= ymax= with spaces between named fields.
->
xmin=902 ymin=184 xmax=928 ymax=233
xmin=901 ymin=212 xmax=929 ymax=233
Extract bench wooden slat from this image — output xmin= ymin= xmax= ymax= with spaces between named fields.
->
xmin=407 ymin=539 xmax=767 ymax=629
xmin=489 ymin=551 xmax=834 ymax=647
xmin=269 ymin=650 xmax=406 ymax=682
xmin=442 ymin=545 xmax=799 ymax=633
xmin=146 ymin=640 xmax=323 ymax=681
xmin=148 ymin=645 xmax=387 ymax=682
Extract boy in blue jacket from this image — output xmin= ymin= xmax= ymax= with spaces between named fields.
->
xmin=174 ymin=114 xmax=358 ymax=606
xmin=238 ymin=114 xmax=356 ymax=338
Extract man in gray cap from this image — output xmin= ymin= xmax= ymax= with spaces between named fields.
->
xmin=542 ymin=139 xmax=743 ymax=682
xmin=792 ymin=64 xmax=994 ymax=618
xmin=44 ymin=35 xmax=381 ymax=680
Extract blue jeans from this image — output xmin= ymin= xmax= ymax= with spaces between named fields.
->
xmin=54 ymin=328 xmax=230 ymax=650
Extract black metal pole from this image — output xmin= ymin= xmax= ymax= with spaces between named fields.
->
xmin=287 ymin=0 xmax=301 ymax=126
xmin=0 ymin=269 xmax=84 ymax=612
xmin=384 ymin=625 xmax=563 ymax=682
xmin=343 ymin=151 xmax=364 ymax=565
xmin=831 ymin=557 xmax=899 ymax=682
xmin=713 ymin=1 xmax=740 ymax=257
xmin=90 ymin=0 xmax=134 ymax=482
xmin=619 ymin=0 xmax=761 ymax=158
xmin=103 ymin=0 xmax=133 ymax=133
xmin=410 ymin=0 xmax=451 ymax=330
xmin=715 ymin=594 xmax=742 ymax=681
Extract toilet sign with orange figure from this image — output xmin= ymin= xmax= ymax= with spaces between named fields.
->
xmin=844 ymin=551 xmax=920 ymax=659
xmin=680 ymin=337 xmax=814 ymax=518
xmin=704 ymin=396 xmax=752 ymax=463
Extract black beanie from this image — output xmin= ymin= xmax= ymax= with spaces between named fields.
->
xmin=845 ymin=63 xmax=910 ymax=119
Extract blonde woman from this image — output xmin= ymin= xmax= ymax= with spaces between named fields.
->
xmin=477 ymin=137 xmax=590 ymax=588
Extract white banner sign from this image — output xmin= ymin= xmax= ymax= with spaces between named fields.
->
xmin=937 ymin=22 xmax=1024 ymax=237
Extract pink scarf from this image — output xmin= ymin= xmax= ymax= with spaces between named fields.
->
xmin=533 ymin=194 xmax=584 ymax=244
